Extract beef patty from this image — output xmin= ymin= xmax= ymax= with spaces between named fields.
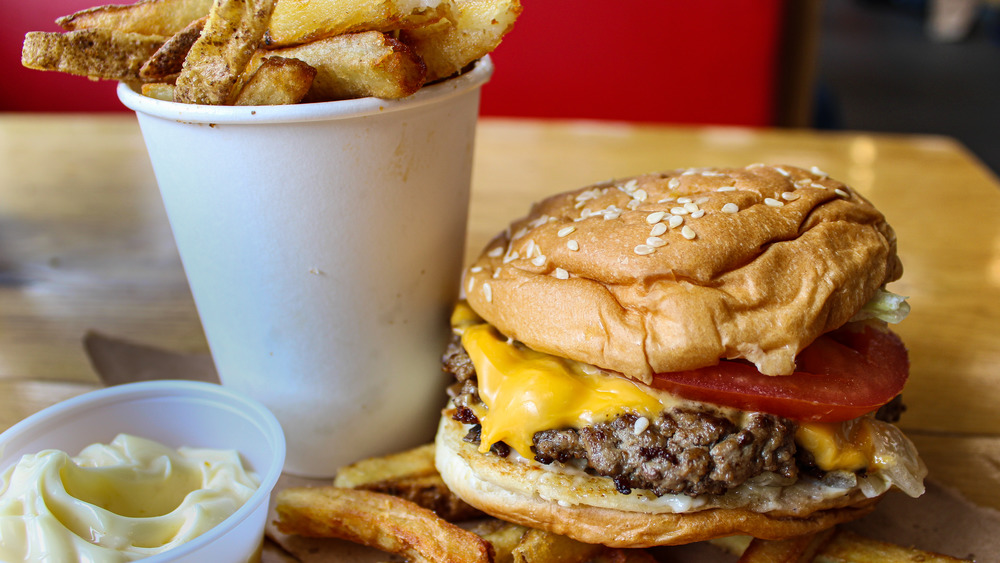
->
xmin=442 ymin=336 xmax=799 ymax=496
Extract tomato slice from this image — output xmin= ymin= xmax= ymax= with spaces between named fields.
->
xmin=645 ymin=324 xmax=909 ymax=422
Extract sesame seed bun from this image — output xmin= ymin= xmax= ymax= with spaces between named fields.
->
xmin=435 ymin=413 xmax=881 ymax=547
xmin=462 ymin=165 xmax=901 ymax=382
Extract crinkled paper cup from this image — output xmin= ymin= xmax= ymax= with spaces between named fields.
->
xmin=118 ymin=57 xmax=493 ymax=477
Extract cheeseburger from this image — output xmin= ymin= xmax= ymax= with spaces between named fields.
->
xmin=435 ymin=164 xmax=926 ymax=547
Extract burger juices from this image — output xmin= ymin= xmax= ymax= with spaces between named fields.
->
xmin=434 ymin=165 xmax=926 ymax=547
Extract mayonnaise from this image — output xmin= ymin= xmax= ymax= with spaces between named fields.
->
xmin=0 ymin=434 xmax=260 ymax=562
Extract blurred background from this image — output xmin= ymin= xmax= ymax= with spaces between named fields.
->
xmin=5 ymin=0 xmax=998 ymax=173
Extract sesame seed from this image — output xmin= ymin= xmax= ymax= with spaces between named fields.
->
xmin=532 ymin=255 xmax=546 ymax=267
xmin=670 ymin=206 xmax=689 ymax=216
xmin=810 ymin=182 xmax=827 ymax=190
xmin=657 ymin=197 xmax=675 ymax=204
xmin=467 ymin=277 xmax=475 ymax=293
xmin=795 ymin=179 xmax=812 ymax=188
xmin=775 ymin=167 xmax=790 ymax=177
xmin=701 ymin=171 xmax=724 ymax=177
xmin=650 ymin=222 xmax=668 ymax=236
xmin=633 ymin=244 xmax=655 ymax=255
xmin=722 ymin=202 xmax=739 ymax=213
xmin=696 ymin=197 xmax=710 ymax=204
xmin=691 ymin=209 xmax=706 ymax=218
xmin=580 ymin=208 xmax=592 ymax=219
xmin=748 ymin=162 xmax=766 ymax=168
xmin=493 ymin=268 xmax=501 ymax=279
xmin=554 ymin=268 xmax=569 ymax=279
xmin=676 ymin=196 xmax=692 ymax=204
xmin=765 ymin=198 xmax=784 ymax=207
xmin=668 ymin=177 xmax=681 ymax=189
xmin=524 ymin=239 xmax=537 ymax=258
xmin=681 ymin=226 xmax=696 ymax=240
xmin=633 ymin=416 xmax=650 ymax=435
xmin=482 ymin=282 xmax=492 ymax=302
xmin=502 ymin=250 xmax=520 ymax=263
xmin=567 ymin=240 xmax=580 ymax=251
xmin=470 ymin=266 xmax=483 ymax=273
xmin=605 ymin=211 xmax=621 ymax=220
xmin=633 ymin=189 xmax=648 ymax=202
xmin=557 ymin=226 xmax=576 ymax=237
xmin=488 ymin=247 xmax=503 ymax=258
xmin=811 ymin=166 xmax=828 ymax=177
xmin=646 ymin=236 xmax=666 ymax=247
xmin=835 ymin=188 xmax=850 ymax=198
xmin=668 ymin=215 xmax=684 ymax=228
xmin=682 ymin=169 xmax=697 ymax=176
xmin=626 ymin=199 xmax=641 ymax=210
xmin=646 ymin=211 xmax=666 ymax=224
xmin=684 ymin=202 xmax=700 ymax=213
xmin=717 ymin=186 xmax=737 ymax=192
xmin=622 ymin=179 xmax=639 ymax=193
xmin=512 ymin=227 xmax=527 ymax=240
xmin=781 ymin=191 xmax=800 ymax=201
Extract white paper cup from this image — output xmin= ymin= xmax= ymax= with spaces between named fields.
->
xmin=117 ymin=57 xmax=493 ymax=476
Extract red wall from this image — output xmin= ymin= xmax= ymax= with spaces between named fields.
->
xmin=5 ymin=1 xmax=785 ymax=126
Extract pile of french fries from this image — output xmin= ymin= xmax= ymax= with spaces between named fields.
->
xmin=22 ymin=0 xmax=520 ymax=106
xmin=274 ymin=443 xmax=971 ymax=563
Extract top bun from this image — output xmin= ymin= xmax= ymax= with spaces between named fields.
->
xmin=462 ymin=165 xmax=901 ymax=381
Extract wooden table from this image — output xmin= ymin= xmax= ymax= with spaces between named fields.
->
xmin=2 ymin=114 xmax=999 ymax=514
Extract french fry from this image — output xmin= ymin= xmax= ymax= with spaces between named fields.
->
xmin=174 ymin=0 xmax=277 ymax=105
xmin=469 ymin=520 xmax=529 ymax=563
xmin=57 ymin=0 xmax=213 ymax=37
xmin=334 ymin=443 xmax=438 ymax=486
xmin=140 ymin=15 xmax=207 ymax=80
xmin=21 ymin=29 xmax=165 ymax=81
xmin=511 ymin=528 xmax=605 ymax=563
xmin=233 ymin=56 xmax=315 ymax=105
xmin=588 ymin=549 xmax=659 ymax=563
xmin=815 ymin=530 xmax=971 ymax=562
xmin=265 ymin=0 xmax=451 ymax=47
xmin=141 ymin=82 xmax=175 ymax=100
xmin=332 ymin=443 xmax=482 ymax=521
xmin=400 ymin=0 xmax=521 ymax=82
xmin=256 ymin=31 xmax=426 ymax=100
xmin=275 ymin=486 xmax=493 ymax=563
xmin=737 ymin=529 xmax=835 ymax=563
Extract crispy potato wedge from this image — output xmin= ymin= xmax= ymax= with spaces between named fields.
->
xmin=140 ymin=15 xmax=207 ymax=80
xmin=22 ymin=29 xmax=165 ymax=81
xmin=815 ymin=530 xmax=971 ymax=562
xmin=275 ymin=486 xmax=493 ymax=563
xmin=332 ymin=443 xmax=481 ymax=520
xmin=400 ymin=0 xmax=521 ymax=82
xmin=738 ymin=529 xmax=835 ymax=563
xmin=57 ymin=0 xmax=213 ymax=37
xmin=174 ymin=0 xmax=277 ymax=105
xmin=511 ymin=528 xmax=604 ymax=563
xmin=334 ymin=443 xmax=438 ymax=487
xmin=589 ymin=549 xmax=659 ymax=563
xmin=265 ymin=0 xmax=451 ymax=47
xmin=255 ymin=31 xmax=426 ymax=100
xmin=141 ymin=82 xmax=175 ymax=100
xmin=469 ymin=520 xmax=529 ymax=563
xmin=234 ymin=56 xmax=315 ymax=105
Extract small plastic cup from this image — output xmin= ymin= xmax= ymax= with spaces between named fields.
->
xmin=0 ymin=380 xmax=286 ymax=563
xmin=117 ymin=58 xmax=493 ymax=476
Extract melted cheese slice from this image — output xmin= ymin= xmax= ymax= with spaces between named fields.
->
xmin=460 ymin=322 xmax=669 ymax=458
xmin=453 ymin=304 xmax=881 ymax=472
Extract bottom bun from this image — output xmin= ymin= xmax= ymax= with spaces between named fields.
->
xmin=435 ymin=412 xmax=881 ymax=547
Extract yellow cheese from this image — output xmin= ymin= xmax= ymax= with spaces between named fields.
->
xmin=453 ymin=304 xmax=881 ymax=473
xmin=459 ymin=322 xmax=668 ymax=458
xmin=795 ymin=419 xmax=876 ymax=472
